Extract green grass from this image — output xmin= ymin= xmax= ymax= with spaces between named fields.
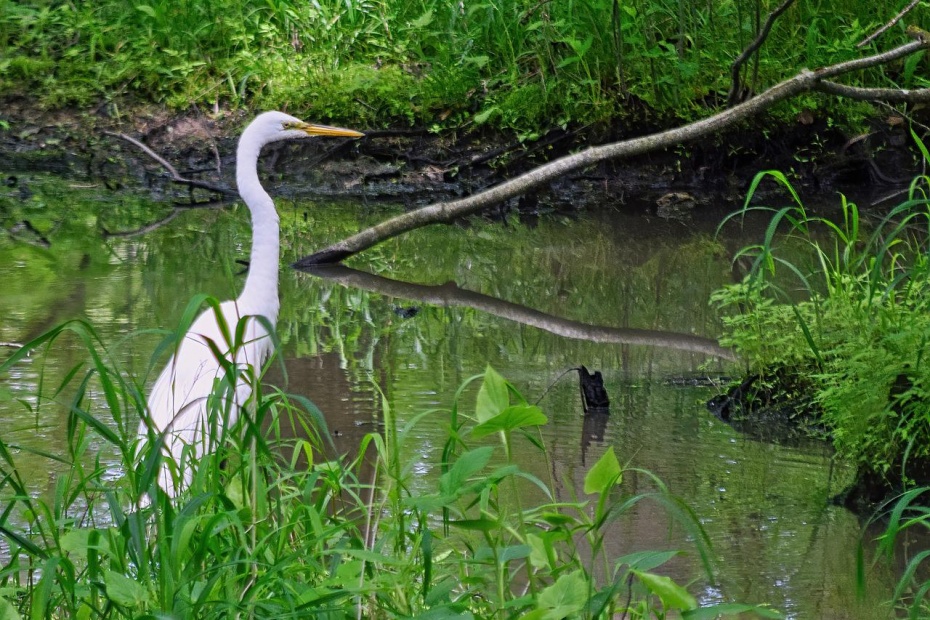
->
xmin=1 ymin=0 xmax=926 ymax=132
xmin=860 ymin=487 xmax=930 ymax=617
xmin=0 ymin=305 xmax=781 ymax=618
xmin=711 ymin=167 xmax=930 ymax=613
xmin=712 ymin=166 xmax=930 ymax=485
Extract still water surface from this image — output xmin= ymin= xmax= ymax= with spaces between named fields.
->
xmin=0 ymin=174 xmax=900 ymax=617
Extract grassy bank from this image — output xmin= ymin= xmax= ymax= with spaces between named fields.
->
xmin=712 ymin=168 xmax=930 ymax=482
xmin=1 ymin=0 xmax=926 ymax=134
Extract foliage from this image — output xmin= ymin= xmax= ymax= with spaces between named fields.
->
xmin=1 ymin=0 xmax=927 ymax=131
xmin=712 ymin=168 xmax=930 ymax=479
xmin=860 ymin=487 xmax=930 ymax=617
xmin=0 ymin=311 xmax=781 ymax=617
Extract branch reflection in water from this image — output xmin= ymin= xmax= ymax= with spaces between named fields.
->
xmin=297 ymin=263 xmax=737 ymax=361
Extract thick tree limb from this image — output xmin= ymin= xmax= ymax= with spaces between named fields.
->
xmin=296 ymin=38 xmax=930 ymax=266
xmin=815 ymin=80 xmax=930 ymax=102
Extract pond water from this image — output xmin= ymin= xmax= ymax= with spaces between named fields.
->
xmin=0 ymin=173 xmax=902 ymax=617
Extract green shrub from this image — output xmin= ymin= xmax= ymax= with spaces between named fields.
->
xmin=713 ymin=169 xmax=930 ymax=478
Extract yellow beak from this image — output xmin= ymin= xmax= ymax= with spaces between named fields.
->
xmin=293 ymin=122 xmax=364 ymax=138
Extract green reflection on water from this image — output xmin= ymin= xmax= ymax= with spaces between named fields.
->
xmin=0 ymin=174 xmax=897 ymax=618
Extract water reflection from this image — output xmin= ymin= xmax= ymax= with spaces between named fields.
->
xmin=299 ymin=264 xmax=737 ymax=360
xmin=0 ymin=176 xmax=905 ymax=618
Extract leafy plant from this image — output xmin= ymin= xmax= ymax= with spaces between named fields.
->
xmin=0 ymin=309 xmax=780 ymax=617
xmin=713 ymin=168 xmax=930 ymax=480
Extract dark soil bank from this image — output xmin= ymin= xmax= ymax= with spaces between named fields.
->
xmin=0 ymin=99 xmax=922 ymax=217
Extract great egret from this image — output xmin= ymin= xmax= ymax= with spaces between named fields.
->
xmin=138 ymin=111 xmax=363 ymax=497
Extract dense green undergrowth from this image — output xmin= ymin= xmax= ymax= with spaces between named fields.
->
xmin=1 ymin=0 xmax=925 ymax=133
xmin=711 ymin=168 xmax=930 ymax=614
xmin=0 ymin=307 xmax=780 ymax=618
xmin=713 ymin=167 xmax=930 ymax=486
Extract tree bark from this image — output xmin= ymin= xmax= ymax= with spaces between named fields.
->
xmin=295 ymin=38 xmax=930 ymax=267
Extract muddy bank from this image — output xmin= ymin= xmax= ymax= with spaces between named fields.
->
xmin=708 ymin=370 xmax=930 ymax=517
xmin=0 ymin=98 xmax=921 ymax=216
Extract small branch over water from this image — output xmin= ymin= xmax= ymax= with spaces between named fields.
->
xmin=104 ymin=131 xmax=237 ymax=197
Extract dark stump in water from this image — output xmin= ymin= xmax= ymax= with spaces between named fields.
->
xmin=578 ymin=366 xmax=610 ymax=414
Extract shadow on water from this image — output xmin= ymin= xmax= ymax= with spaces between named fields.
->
xmin=0 ymin=175 xmax=912 ymax=618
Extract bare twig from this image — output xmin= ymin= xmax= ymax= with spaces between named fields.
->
xmin=296 ymin=38 xmax=930 ymax=266
xmin=104 ymin=131 xmax=237 ymax=196
xmin=857 ymin=0 xmax=920 ymax=48
xmin=727 ymin=0 xmax=796 ymax=106
xmin=102 ymin=209 xmax=184 ymax=239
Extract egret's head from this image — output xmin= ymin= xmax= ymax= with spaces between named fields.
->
xmin=246 ymin=111 xmax=364 ymax=147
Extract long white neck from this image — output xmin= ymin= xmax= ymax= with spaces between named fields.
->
xmin=236 ymin=135 xmax=280 ymax=322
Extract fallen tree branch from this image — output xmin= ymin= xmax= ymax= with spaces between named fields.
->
xmin=727 ymin=0 xmax=796 ymax=106
xmin=296 ymin=37 xmax=930 ymax=266
xmin=104 ymin=131 xmax=238 ymax=197
xmin=815 ymin=80 xmax=930 ymax=102
xmin=857 ymin=0 xmax=920 ymax=48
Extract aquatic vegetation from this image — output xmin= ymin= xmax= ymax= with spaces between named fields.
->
xmin=0 ymin=314 xmax=779 ymax=617
xmin=859 ymin=487 xmax=930 ymax=617
xmin=712 ymin=168 xmax=930 ymax=500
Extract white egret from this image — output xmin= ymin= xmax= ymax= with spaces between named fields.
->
xmin=138 ymin=111 xmax=363 ymax=497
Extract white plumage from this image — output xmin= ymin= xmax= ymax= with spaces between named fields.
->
xmin=138 ymin=111 xmax=363 ymax=497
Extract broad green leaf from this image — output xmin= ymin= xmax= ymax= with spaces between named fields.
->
xmin=60 ymin=529 xmax=91 ymax=558
xmin=440 ymin=446 xmax=493 ymax=495
xmin=633 ymin=570 xmax=697 ymax=611
xmin=135 ymin=5 xmax=156 ymax=17
xmin=476 ymin=366 xmax=509 ymax=422
xmin=104 ymin=571 xmax=150 ymax=608
xmin=499 ymin=544 xmax=531 ymax=563
xmin=0 ymin=597 xmax=22 ymax=620
xmin=527 ymin=533 xmax=550 ymax=569
xmin=472 ymin=405 xmax=547 ymax=438
xmin=616 ymin=550 xmax=678 ymax=571
xmin=584 ymin=447 xmax=622 ymax=494
xmin=536 ymin=570 xmax=588 ymax=619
